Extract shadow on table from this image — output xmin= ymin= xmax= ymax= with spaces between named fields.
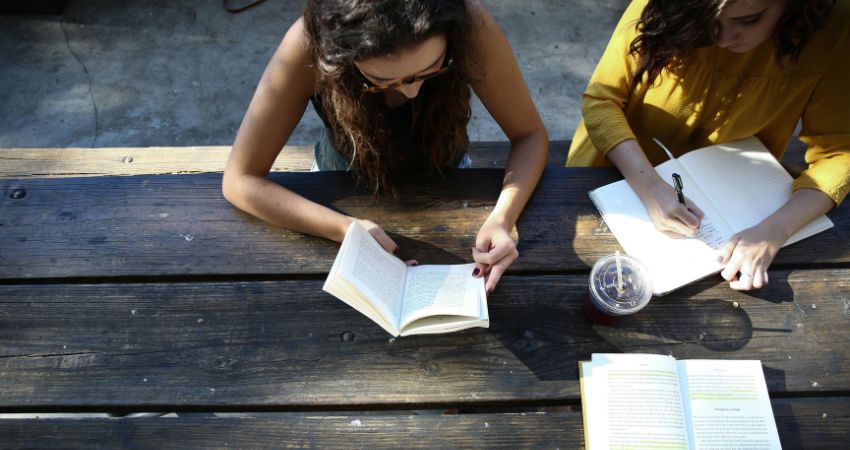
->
xmin=491 ymin=277 xmax=767 ymax=382
xmin=732 ymin=270 xmax=796 ymax=305
xmin=771 ymin=393 xmax=804 ymax=449
xmin=390 ymin=233 xmax=468 ymax=265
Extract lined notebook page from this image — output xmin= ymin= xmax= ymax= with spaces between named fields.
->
xmin=589 ymin=159 xmax=731 ymax=295
xmin=678 ymin=137 xmax=833 ymax=245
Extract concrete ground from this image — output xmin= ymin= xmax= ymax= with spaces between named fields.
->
xmin=0 ymin=0 xmax=629 ymax=149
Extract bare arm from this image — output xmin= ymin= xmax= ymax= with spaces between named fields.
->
xmin=222 ymin=19 xmax=361 ymax=245
xmin=468 ymin=0 xmax=549 ymax=291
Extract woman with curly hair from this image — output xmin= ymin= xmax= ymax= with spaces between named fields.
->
xmin=223 ymin=0 xmax=548 ymax=292
xmin=568 ymin=0 xmax=849 ymax=290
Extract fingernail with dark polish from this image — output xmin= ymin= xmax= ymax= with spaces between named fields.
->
xmin=393 ymin=248 xmax=399 ymax=255
xmin=486 ymin=288 xmax=493 ymax=295
xmin=412 ymin=262 xmax=418 ymax=266
xmin=472 ymin=268 xmax=480 ymax=277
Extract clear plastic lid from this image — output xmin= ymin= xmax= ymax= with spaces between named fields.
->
xmin=588 ymin=253 xmax=653 ymax=316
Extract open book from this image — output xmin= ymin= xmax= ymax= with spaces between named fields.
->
xmin=589 ymin=137 xmax=833 ymax=295
xmin=322 ymin=221 xmax=488 ymax=337
xmin=579 ymin=353 xmax=781 ymax=450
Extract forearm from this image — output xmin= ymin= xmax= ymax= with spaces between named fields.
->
xmin=488 ymin=130 xmax=548 ymax=229
xmin=760 ymin=188 xmax=834 ymax=241
xmin=223 ymin=173 xmax=353 ymax=243
xmin=606 ymin=139 xmax=665 ymax=198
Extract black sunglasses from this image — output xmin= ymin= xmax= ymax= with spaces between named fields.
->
xmin=361 ymin=57 xmax=454 ymax=94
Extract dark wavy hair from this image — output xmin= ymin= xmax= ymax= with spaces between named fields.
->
xmin=629 ymin=0 xmax=836 ymax=85
xmin=303 ymin=0 xmax=479 ymax=193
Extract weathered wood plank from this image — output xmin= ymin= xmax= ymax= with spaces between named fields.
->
xmin=0 ymin=138 xmax=806 ymax=179
xmin=1 ymin=269 xmax=847 ymax=409
xmin=772 ymin=397 xmax=850 ymax=449
xmin=0 ymin=398 xmax=846 ymax=449
xmin=0 ymin=413 xmax=584 ymax=449
xmin=2 ymin=169 xmax=847 ymax=279
xmin=0 ymin=142 xmax=571 ymax=178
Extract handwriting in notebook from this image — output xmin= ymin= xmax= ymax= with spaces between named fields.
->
xmin=694 ymin=216 xmax=726 ymax=250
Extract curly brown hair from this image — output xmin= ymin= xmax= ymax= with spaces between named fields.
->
xmin=303 ymin=0 xmax=480 ymax=193
xmin=629 ymin=0 xmax=836 ymax=85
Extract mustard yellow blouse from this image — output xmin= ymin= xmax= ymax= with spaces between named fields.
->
xmin=568 ymin=0 xmax=850 ymax=205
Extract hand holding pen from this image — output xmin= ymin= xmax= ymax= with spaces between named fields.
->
xmin=631 ymin=138 xmax=705 ymax=237
xmin=663 ymin=171 xmax=705 ymax=237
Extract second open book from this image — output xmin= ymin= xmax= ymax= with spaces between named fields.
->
xmin=589 ymin=137 xmax=833 ymax=295
xmin=323 ymin=221 xmax=488 ymax=337
xmin=580 ymin=353 xmax=781 ymax=449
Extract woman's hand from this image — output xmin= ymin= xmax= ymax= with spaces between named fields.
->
xmin=718 ymin=222 xmax=788 ymax=290
xmin=717 ymin=188 xmax=833 ymax=290
xmin=472 ymin=218 xmax=519 ymax=294
xmin=605 ymin=140 xmax=704 ymax=237
xmin=353 ymin=218 xmax=419 ymax=266
xmin=639 ymin=178 xmax=706 ymax=238
xmin=354 ymin=219 xmax=399 ymax=254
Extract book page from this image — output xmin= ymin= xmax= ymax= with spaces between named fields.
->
xmin=337 ymin=222 xmax=408 ymax=325
xmin=678 ymin=360 xmax=781 ymax=450
xmin=679 ymin=137 xmax=833 ymax=245
xmin=582 ymin=353 xmax=690 ymax=450
xmin=590 ymin=159 xmax=731 ymax=295
xmin=399 ymin=263 xmax=483 ymax=330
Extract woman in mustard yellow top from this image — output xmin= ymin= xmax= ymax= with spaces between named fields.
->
xmin=569 ymin=0 xmax=849 ymax=290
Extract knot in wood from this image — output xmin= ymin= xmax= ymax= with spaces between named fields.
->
xmin=9 ymin=188 xmax=26 ymax=200
xmin=421 ymin=361 xmax=439 ymax=374
xmin=122 ymin=156 xmax=134 ymax=164
xmin=340 ymin=331 xmax=356 ymax=342
xmin=213 ymin=356 xmax=231 ymax=369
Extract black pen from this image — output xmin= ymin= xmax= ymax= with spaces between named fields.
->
xmin=672 ymin=173 xmax=686 ymax=206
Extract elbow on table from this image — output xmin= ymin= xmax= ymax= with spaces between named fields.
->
xmin=221 ymin=169 xmax=246 ymax=208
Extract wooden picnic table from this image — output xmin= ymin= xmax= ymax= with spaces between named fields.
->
xmin=0 ymin=142 xmax=848 ymax=448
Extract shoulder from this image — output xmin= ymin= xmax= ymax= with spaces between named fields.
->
xmin=602 ymin=0 xmax=648 ymax=52
xmin=830 ymin=0 xmax=850 ymax=25
xmin=616 ymin=0 xmax=648 ymax=34
xmin=277 ymin=18 xmax=313 ymax=69
xmin=463 ymin=0 xmax=509 ymax=66
xmin=266 ymin=17 xmax=320 ymax=95
xmin=795 ymin=0 xmax=850 ymax=72
xmin=823 ymin=0 xmax=850 ymax=47
xmin=622 ymin=0 xmax=649 ymax=24
xmin=466 ymin=0 xmax=499 ymax=37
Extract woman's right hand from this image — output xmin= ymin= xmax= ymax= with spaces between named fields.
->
xmin=606 ymin=140 xmax=705 ymax=238
xmin=637 ymin=177 xmax=705 ymax=238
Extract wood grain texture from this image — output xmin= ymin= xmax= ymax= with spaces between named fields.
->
xmin=1 ymin=138 xmax=843 ymax=446
xmin=0 ymin=398 xmax=846 ymax=449
xmin=2 ymin=168 xmax=847 ymax=280
xmin=772 ymin=397 xmax=850 ymax=449
xmin=0 ymin=138 xmax=805 ymax=179
xmin=1 ymin=270 xmax=847 ymax=409
xmin=0 ymin=413 xmax=584 ymax=449
xmin=0 ymin=142 xmax=571 ymax=178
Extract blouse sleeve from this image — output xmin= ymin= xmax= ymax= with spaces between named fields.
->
xmin=793 ymin=26 xmax=850 ymax=206
xmin=580 ymin=0 xmax=646 ymax=156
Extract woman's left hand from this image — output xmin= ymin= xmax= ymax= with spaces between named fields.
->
xmin=472 ymin=218 xmax=518 ymax=295
xmin=718 ymin=222 xmax=788 ymax=290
